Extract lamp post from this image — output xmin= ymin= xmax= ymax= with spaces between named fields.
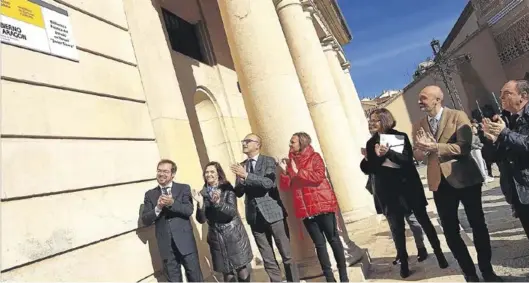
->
xmin=429 ymin=39 xmax=470 ymax=111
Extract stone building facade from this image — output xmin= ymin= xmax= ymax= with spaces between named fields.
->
xmin=1 ymin=0 xmax=372 ymax=281
xmin=384 ymin=0 xmax=529 ymax=138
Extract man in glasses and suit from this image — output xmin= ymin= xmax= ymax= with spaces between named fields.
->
xmin=142 ymin=159 xmax=203 ymax=282
xmin=231 ymin=133 xmax=299 ymax=282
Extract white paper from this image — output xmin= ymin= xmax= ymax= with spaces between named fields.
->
xmin=380 ymin=134 xmax=405 ymax=153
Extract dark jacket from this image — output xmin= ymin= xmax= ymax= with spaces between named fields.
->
xmin=234 ymin=154 xmax=287 ymax=225
xmin=360 ymin=129 xmax=428 ymax=216
xmin=196 ymin=183 xmax=253 ymax=273
xmin=142 ymin=182 xmax=197 ymax=259
xmin=486 ymin=107 xmax=529 ymax=205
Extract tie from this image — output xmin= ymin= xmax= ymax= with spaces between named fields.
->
xmin=247 ymin=159 xmax=255 ymax=174
xmin=162 ymin=187 xmax=170 ymax=195
xmin=429 ymin=118 xmax=438 ymax=136
xmin=509 ymin=114 xmax=519 ymax=129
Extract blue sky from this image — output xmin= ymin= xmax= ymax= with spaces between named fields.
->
xmin=338 ymin=0 xmax=469 ymax=99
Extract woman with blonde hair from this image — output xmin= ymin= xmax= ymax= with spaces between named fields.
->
xmin=279 ymin=132 xmax=347 ymax=282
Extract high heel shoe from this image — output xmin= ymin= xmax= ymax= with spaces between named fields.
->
xmin=400 ymin=259 xmax=411 ymax=278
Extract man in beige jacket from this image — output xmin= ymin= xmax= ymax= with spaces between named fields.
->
xmin=412 ymin=86 xmax=501 ymax=282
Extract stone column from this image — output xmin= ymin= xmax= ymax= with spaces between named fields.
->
xmin=217 ymin=0 xmax=322 ymax=278
xmin=275 ymin=0 xmax=375 ymax=222
xmin=342 ymin=64 xmax=371 ymax=142
xmin=323 ymin=41 xmax=371 ymax=145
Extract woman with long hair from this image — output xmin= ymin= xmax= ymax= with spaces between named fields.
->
xmin=361 ymin=108 xmax=448 ymax=278
xmin=279 ymin=132 xmax=348 ymax=282
xmin=192 ymin=161 xmax=253 ymax=282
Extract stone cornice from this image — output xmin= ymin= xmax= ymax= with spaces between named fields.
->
xmin=302 ymin=0 xmax=350 ymax=65
xmin=313 ymin=0 xmax=352 ymax=45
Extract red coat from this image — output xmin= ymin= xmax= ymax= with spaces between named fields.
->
xmin=279 ymin=145 xmax=338 ymax=219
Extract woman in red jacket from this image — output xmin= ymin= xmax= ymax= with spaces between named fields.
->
xmin=279 ymin=132 xmax=348 ymax=282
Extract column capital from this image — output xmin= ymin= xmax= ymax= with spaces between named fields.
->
xmin=341 ymin=61 xmax=351 ymax=70
xmin=321 ymin=35 xmax=339 ymax=52
xmin=300 ymin=0 xmax=316 ymax=14
xmin=274 ymin=0 xmax=303 ymax=12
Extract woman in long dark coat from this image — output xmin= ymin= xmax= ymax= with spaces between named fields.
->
xmin=360 ymin=108 xmax=448 ymax=278
xmin=192 ymin=161 xmax=253 ymax=282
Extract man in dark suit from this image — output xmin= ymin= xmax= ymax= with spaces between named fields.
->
xmin=231 ymin=133 xmax=299 ymax=282
xmin=483 ymin=80 xmax=529 ymax=240
xmin=142 ymin=159 xmax=203 ymax=282
xmin=413 ymin=86 xmax=501 ymax=282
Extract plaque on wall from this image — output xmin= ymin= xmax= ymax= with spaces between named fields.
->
xmin=1 ymin=0 xmax=79 ymax=61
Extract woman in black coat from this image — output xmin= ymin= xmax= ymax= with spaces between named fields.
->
xmin=360 ymin=108 xmax=448 ymax=278
xmin=192 ymin=161 xmax=253 ymax=282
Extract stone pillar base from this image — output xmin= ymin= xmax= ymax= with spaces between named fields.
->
xmin=298 ymin=254 xmax=326 ymax=279
xmin=299 ymin=249 xmax=371 ymax=282
xmin=332 ymin=249 xmax=371 ymax=282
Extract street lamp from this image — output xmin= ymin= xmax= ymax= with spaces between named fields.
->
xmin=430 ymin=39 xmax=441 ymax=56
xmin=428 ymin=38 xmax=469 ymax=111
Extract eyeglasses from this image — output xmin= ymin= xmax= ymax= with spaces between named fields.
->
xmin=157 ymin=169 xmax=172 ymax=174
xmin=241 ymin=139 xmax=258 ymax=144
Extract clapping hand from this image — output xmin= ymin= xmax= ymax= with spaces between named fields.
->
xmin=482 ymin=115 xmax=505 ymax=142
xmin=192 ymin=189 xmax=204 ymax=205
xmin=161 ymin=194 xmax=174 ymax=206
xmin=210 ymin=190 xmax=221 ymax=204
xmin=230 ymin=163 xmax=248 ymax=179
xmin=156 ymin=195 xmax=167 ymax=209
xmin=277 ymin=157 xmax=289 ymax=173
xmin=375 ymin=143 xmax=389 ymax=156
xmin=415 ymin=128 xmax=438 ymax=152
xmin=361 ymin=148 xmax=368 ymax=160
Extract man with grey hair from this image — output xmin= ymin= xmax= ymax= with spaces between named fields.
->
xmin=482 ymin=79 xmax=529 ymax=240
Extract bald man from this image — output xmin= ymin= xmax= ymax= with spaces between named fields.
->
xmin=231 ymin=133 xmax=299 ymax=282
xmin=412 ymin=86 xmax=501 ymax=282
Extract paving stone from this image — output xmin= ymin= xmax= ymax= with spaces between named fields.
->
xmin=344 ymin=165 xmax=529 ymax=282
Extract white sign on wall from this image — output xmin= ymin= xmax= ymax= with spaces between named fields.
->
xmin=1 ymin=0 xmax=79 ymax=61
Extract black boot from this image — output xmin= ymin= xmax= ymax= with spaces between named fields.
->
xmin=464 ymin=274 xmax=480 ymax=282
xmin=434 ymin=250 xmax=449 ymax=269
xmin=338 ymin=267 xmax=349 ymax=282
xmin=400 ymin=259 xmax=410 ymax=278
xmin=417 ymin=247 xmax=428 ymax=262
xmin=482 ymin=272 xmax=503 ymax=282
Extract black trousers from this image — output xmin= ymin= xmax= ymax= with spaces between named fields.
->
xmin=250 ymin=211 xmax=299 ymax=282
xmin=386 ymin=206 xmax=442 ymax=262
xmin=512 ymin=187 xmax=529 ymax=240
xmin=433 ymin=178 xmax=492 ymax=276
xmin=164 ymin=238 xmax=203 ymax=282
xmin=303 ymin=213 xmax=347 ymax=282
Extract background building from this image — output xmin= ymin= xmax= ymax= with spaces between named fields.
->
xmin=1 ymin=0 xmax=371 ymax=281
xmin=383 ymin=0 xmax=529 ymax=138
